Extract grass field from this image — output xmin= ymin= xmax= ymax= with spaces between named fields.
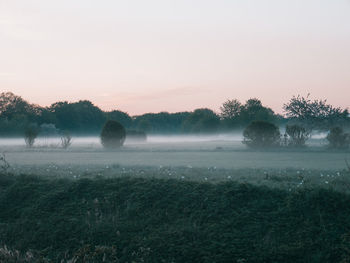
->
xmin=1 ymin=136 xmax=350 ymax=262
xmin=1 ymin=174 xmax=350 ymax=262
xmin=1 ymin=136 xmax=349 ymax=170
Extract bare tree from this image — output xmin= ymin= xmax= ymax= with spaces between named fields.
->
xmin=61 ymin=131 xmax=72 ymax=149
xmin=24 ymin=124 xmax=39 ymax=148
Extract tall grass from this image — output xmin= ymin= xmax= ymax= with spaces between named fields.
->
xmin=0 ymin=174 xmax=349 ymax=262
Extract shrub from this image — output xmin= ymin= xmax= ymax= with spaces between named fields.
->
xmin=327 ymin=127 xmax=350 ymax=149
xmin=24 ymin=124 xmax=39 ymax=148
xmin=60 ymin=131 xmax=72 ymax=149
xmin=243 ymin=121 xmax=280 ymax=148
xmin=100 ymin=120 xmax=126 ymax=148
xmin=285 ymin=124 xmax=310 ymax=147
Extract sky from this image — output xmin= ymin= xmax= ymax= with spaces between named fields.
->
xmin=0 ymin=0 xmax=349 ymax=115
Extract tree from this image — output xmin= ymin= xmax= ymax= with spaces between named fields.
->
xmin=182 ymin=108 xmax=220 ymax=133
xmin=24 ymin=123 xmax=40 ymax=148
xmin=105 ymin=110 xmax=133 ymax=128
xmin=0 ymin=92 xmax=42 ymax=135
xmin=137 ymin=119 xmax=152 ymax=133
xmin=326 ymin=127 xmax=349 ymax=149
xmin=239 ymin=98 xmax=277 ymax=126
xmin=50 ymin=100 xmax=106 ymax=133
xmin=283 ymin=94 xmax=349 ymax=131
xmin=134 ymin=112 xmax=190 ymax=134
xmin=285 ymin=124 xmax=310 ymax=147
xmin=0 ymin=92 xmax=41 ymax=120
xmin=243 ymin=121 xmax=281 ymax=148
xmin=60 ymin=131 xmax=72 ymax=149
xmin=220 ymin=99 xmax=242 ymax=128
xmin=100 ymin=120 xmax=126 ymax=148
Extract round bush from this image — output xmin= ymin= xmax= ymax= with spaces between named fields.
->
xmin=100 ymin=120 xmax=126 ymax=148
xmin=243 ymin=121 xmax=281 ymax=148
xmin=327 ymin=127 xmax=349 ymax=149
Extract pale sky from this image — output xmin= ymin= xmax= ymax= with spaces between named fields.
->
xmin=1 ymin=0 xmax=349 ymax=115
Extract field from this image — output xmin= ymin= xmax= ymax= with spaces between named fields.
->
xmin=1 ymin=135 xmax=350 ymax=262
xmin=1 ymin=175 xmax=350 ymax=262
xmin=1 ymin=135 xmax=350 ymax=192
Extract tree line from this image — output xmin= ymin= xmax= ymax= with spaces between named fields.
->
xmin=0 ymin=92 xmax=348 ymax=136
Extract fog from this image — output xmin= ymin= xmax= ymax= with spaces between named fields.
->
xmin=0 ymin=133 xmax=244 ymax=147
xmin=0 ymin=134 xmax=348 ymax=176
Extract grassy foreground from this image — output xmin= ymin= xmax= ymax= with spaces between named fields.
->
xmin=0 ymin=174 xmax=350 ymax=262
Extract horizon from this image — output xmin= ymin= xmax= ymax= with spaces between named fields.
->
xmin=1 ymin=1 xmax=350 ymax=115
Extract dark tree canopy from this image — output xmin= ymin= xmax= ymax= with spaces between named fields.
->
xmin=134 ymin=112 xmax=191 ymax=134
xmin=0 ymin=92 xmax=348 ymax=137
xmin=220 ymin=98 xmax=278 ymax=129
xmin=50 ymin=100 xmax=106 ymax=133
xmin=182 ymin=108 xmax=220 ymax=133
xmin=285 ymin=124 xmax=310 ymax=147
xmin=240 ymin=99 xmax=277 ymax=126
xmin=0 ymin=92 xmax=42 ymax=135
xmin=326 ymin=127 xmax=349 ymax=149
xmin=100 ymin=120 xmax=126 ymax=148
xmin=243 ymin=121 xmax=281 ymax=148
xmin=0 ymin=92 xmax=41 ymax=119
xmin=105 ymin=110 xmax=133 ymax=128
xmin=220 ymin=99 xmax=243 ymax=121
xmin=283 ymin=95 xmax=349 ymax=131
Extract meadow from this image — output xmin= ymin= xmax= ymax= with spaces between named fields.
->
xmin=1 ymin=135 xmax=350 ymax=262
xmin=1 ymin=135 xmax=349 ymax=191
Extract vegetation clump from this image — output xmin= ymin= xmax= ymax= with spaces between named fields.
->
xmin=100 ymin=120 xmax=126 ymax=148
xmin=24 ymin=124 xmax=39 ymax=148
xmin=1 ymin=175 xmax=350 ymax=262
xmin=327 ymin=127 xmax=350 ymax=149
xmin=60 ymin=131 xmax=72 ymax=149
xmin=283 ymin=94 xmax=349 ymax=132
xmin=285 ymin=124 xmax=310 ymax=147
xmin=1 ymin=92 xmax=349 ymax=136
xmin=182 ymin=108 xmax=220 ymax=133
xmin=243 ymin=121 xmax=281 ymax=148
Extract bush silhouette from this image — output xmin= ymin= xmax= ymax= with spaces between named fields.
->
xmin=60 ymin=130 xmax=72 ymax=149
xmin=100 ymin=120 xmax=126 ymax=148
xmin=285 ymin=124 xmax=310 ymax=147
xmin=24 ymin=124 xmax=40 ymax=148
xmin=327 ymin=127 xmax=349 ymax=149
xmin=243 ymin=121 xmax=280 ymax=148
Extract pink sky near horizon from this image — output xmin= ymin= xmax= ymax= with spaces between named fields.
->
xmin=1 ymin=0 xmax=349 ymax=115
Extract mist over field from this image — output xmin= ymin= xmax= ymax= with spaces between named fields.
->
xmin=0 ymin=133 xmax=348 ymax=173
xmin=1 ymin=0 xmax=350 ymax=261
xmin=0 ymin=95 xmax=349 ymax=262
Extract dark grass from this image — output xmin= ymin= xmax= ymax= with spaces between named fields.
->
xmin=0 ymin=174 xmax=350 ymax=262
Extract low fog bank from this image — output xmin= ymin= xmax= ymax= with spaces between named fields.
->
xmin=0 ymin=133 xmax=244 ymax=147
xmin=147 ymin=133 xmax=243 ymax=143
